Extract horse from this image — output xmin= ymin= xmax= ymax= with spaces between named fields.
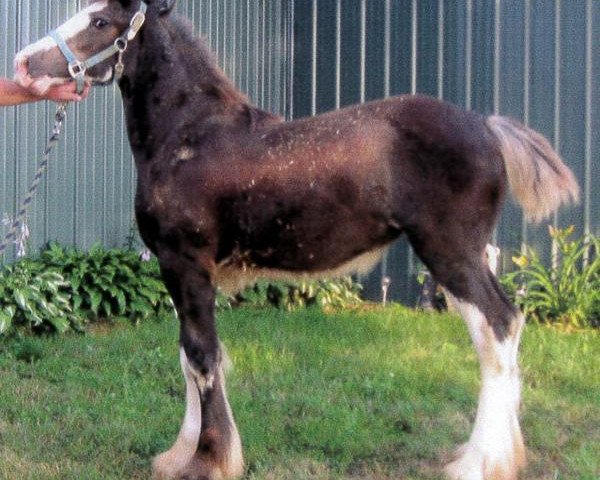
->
xmin=14 ymin=1 xmax=580 ymax=479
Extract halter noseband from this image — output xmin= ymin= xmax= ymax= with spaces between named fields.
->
xmin=48 ymin=1 xmax=148 ymax=94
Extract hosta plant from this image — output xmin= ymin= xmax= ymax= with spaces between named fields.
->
xmin=225 ymin=277 xmax=363 ymax=311
xmin=38 ymin=243 xmax=173 ymax=322
xmin=0 ymin=260 xmax=79 ymax=335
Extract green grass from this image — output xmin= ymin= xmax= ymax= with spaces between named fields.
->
xmin=0 ymin=306 xmax=598 ymax=479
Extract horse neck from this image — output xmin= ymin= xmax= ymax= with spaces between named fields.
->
xmin=119 ymin=15 xmax=248 ymax=164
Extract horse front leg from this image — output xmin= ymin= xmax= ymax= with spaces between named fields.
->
xmin=152 ymin=251 xmax=244 ymax=480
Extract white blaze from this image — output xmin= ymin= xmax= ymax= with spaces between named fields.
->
xmin=15 ymin=2 xmax=108 ymax=60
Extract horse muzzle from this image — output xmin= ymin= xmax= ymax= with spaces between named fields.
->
xmin=13 ymin=42 xmax=73 ymax=96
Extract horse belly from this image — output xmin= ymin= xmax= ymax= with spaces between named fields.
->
xmin=214 ymin=245 xmax=388 ymax=295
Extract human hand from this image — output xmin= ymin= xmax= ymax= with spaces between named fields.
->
xmin=37 ymin=81 xmax=91 ymax=103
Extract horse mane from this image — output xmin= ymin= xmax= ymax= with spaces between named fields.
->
xmin=163 ymin=15 xmax=249 ymax=108
xmin=159 ymin=14 xmax=282 ymax=130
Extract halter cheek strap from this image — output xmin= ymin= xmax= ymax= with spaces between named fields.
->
xmin=49 ymin=1 xmax=147 ymax=94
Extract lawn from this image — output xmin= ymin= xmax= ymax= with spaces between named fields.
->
xmin=0 ymin=305 xmax=598 ymax=479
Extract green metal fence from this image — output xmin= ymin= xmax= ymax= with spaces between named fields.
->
xmin=292 ymin=0 xmax=600 ymax=303
xmin=2 ymin=1 xmax=598 ymax=304
xmin=1 ymin=0 xmax=291 ymax=262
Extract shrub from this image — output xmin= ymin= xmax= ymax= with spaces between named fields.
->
xmin=1 ymin=243 xmax=363 ymax=337
xmin=501 ymin=226 xmax=599 ymax=328
xmin=220 ymin=277 xmax=363 ymax=311
xmin=0 ymin=260 xmax=79 ymax=335
xmin=37 ymin=243 xmax=173 ymax=323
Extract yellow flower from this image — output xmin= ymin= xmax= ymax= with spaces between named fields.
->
xmin=512 ymin=255 xmax=529 ymax=268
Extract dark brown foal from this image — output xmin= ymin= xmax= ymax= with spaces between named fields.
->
xmin=16 ymin=2 xmax=579 ymax=479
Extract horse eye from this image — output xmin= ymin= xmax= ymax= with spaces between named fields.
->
xmin=93 ymin=18 xmax=109 ymax=29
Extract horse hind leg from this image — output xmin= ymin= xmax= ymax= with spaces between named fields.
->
xmin=446 ymin=296 xmax=525 ymax=479
xmin=408 ymin=232 xmax=526 ymax=479
xmin=443 ymin=268 xmax=526 ymax=480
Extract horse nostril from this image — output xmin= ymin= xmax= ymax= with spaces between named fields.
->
xmin=14 ymin=55 xmax=29 ymax=75
xmin=13 ymin=55 xmax=35 ymax=88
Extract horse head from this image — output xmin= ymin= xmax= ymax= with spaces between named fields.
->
xmin=13 ymin=0 xmax=176 ymax=95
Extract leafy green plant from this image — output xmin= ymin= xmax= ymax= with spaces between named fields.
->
xmin=38 ymin=243 xmax=173 ymax=322
xmin=0 ymin=260 xmax=79 ymax=335
xmin=223 ymin=277 xmax=363 ymax=311
xmin=502 ymin=226 xmax=599 ymax=328
xmin=1 ymin=242 xmax=362 ymax=337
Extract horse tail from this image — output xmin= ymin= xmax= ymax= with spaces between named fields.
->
xmin=486 ymin=115 xmax=580 ymax=223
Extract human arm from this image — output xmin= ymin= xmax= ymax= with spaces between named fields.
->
xmin=0 ymin=77 xmax=89 ymax=106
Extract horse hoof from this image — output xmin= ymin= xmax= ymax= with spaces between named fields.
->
xmin=444 ymin=439 xmax=525 ymax=480
xmin=178 ymin=474 xmax=216 ymax=480
xmin=177 ymin=458 xmax=224 ymax=480
xmin=152 ymin=455 xmax=182 ymax=480
xmin=152 ymin=449 xmax=195 ymax=480
xmin=152 ymin=459 xmax=220 ymax=480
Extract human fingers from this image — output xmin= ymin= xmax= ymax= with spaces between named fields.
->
xmin=45 ymin=81 xmax=90 ymax=102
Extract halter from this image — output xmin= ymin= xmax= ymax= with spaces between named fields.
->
xmin=48 ymin=1 xmax=148 ymax=94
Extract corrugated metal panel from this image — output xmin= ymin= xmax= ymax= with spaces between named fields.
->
xmin=291 ymin=0 xmax=600 ymax=304
xmin=1 ymin=0 xmax=291 ymax=262
xmin=3 ymin=1 xmax=598 ymax=307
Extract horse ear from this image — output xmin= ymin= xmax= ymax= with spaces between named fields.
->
xmin=157 ymin=0 xmax=176 ymax=15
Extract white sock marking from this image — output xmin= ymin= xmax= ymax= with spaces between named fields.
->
xmin=152 ymin=348 xmax=202 ymax=478
xmin=153 ymin=348 xmax=245 ymax=479
xmin=179 ymin=348 xmax=203 ymax=445
xmin=447 ymin=300 xmax=525 ymax=479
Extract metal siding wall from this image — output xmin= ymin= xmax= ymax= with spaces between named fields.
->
xmin=292 ymin=0 xmax=600 ymax=304
xmin=2 ymin=1 xmax=598 ymax=305
xmin=591 ymin=1 xmax=600 ymax=240
xmin=0 ymin=0 xmax=134 ymax=261
xmin=1 ymin=1 xmax=15 ymax=260
xmin=175 ymin=1 xmax=290 ymax=117
xmin=1 ymin=0 xmax=290 ymax=262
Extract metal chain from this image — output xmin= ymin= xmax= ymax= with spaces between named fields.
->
xmin=0 ymin=102 xmax=68 ymax=258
